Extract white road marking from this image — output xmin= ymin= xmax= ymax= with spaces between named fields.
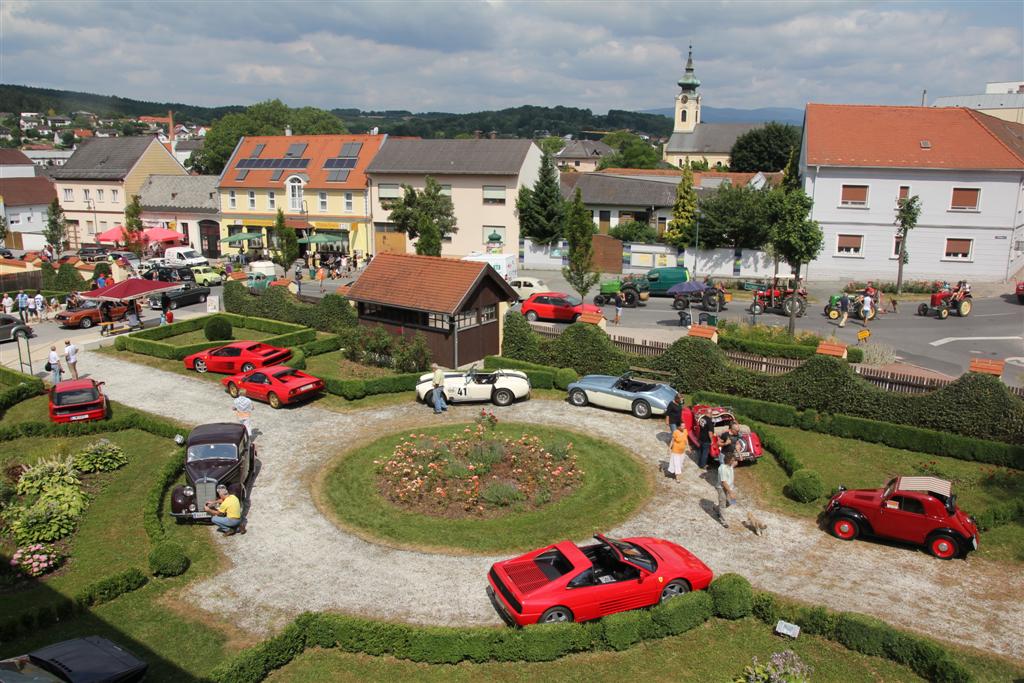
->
xmin=1007 ymin=357 xmax=1024 ymax=367
xmin=929 ymin=336 xmax=1023 ymax=347
xmin=970 ymin=313 xmax=1017 ymax=318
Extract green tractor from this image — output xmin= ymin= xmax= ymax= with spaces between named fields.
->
xmin=593 ymin=275 xmax=650 ymax=307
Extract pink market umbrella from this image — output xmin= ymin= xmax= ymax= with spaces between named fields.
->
xmin=142 ymin=227 xmax=185 ymax=242
xmin=80 ymin=278 xmax=183 ymax=302
xmin=96 ymin=225 xmax=131 ymax=244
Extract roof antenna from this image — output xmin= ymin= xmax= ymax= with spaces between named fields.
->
xmin=921 ymin=89 xmax=927 ymax=107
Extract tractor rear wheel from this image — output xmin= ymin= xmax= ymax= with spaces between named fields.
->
xmin=917 ymin=303 xmax=929 ymax=317
xmin=956 ymin=299 xmax=972 ymax=316
xmin=622 ymin=289 xmax=639 ymax=307
xmin=702 ymin=290 xmax=721 ymax=312
xmin=782 ymin=296 xmax=806 ymax=317
xmin=593 ymin=294 xmax=606 ymax=306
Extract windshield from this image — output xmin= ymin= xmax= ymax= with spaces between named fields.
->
xmin=73 ymin=301 xmax=99 ymax=311
xmin=602 ymin=536 xmax=656 ymax=572
xmin=178 ymin=250 xmax=201 ymax=259
xmin=54 ymin=387 xmax=99 ymax=406
xmin=883 ymin=478 xmax=898 ymax=499
xmin=187 ymin=443 xmax=237 ymax=462
xmin=564 ymin=295 xmax=582 ymax=306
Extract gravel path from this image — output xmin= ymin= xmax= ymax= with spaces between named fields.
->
xmin=86 ymin=352 xmax=1024 ymax=662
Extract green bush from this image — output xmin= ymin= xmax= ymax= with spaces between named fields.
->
xmin=784 ymin=469 xmax=825 ymax=503
xmin=392 ymin=333 xmax=433 ymax=373
xmin=554 ymin=367 xmax=579 ymax=390
xmin=40 ymin=262 xmax=57 ymax=290
xmin=284 ymin=348 xmax=307 ymax=370
xmin=502 ymin=311 xmax=542 ymax=362
xmin=204 ymin=315 xmax=234 ymax=341
xmin=601 ymin=609 xmax=647 ymax=650
xmin=223 ymin=280 xmax=358 ymax=334
xmin=54 ymin=263 xmax=86 ymax=292
xmin=691 ymin=391 xmax=798 ymax=427
xmin=550 ymin=322 xmax=630 ymax=376
xmin=6 ymin=498 xmax=81 ymax=544
xmin=148 ymin=541 xmax=190 ymax=577
xmin=479 ymin=481 xmax=523 ymax=507
xmin=72 ymin=438 xmax=128 ymax=472
xmin=15 ymin=455 xmax=80 ymax=495
xmin=76 ymin=567 xmax=148 ymax=607
xmin=650 ymin=590 xmax=714 ymax=635
xmin=709 ymin=573 xmax=753 ymax=619
xmin=300 ymin=335 xmax=343 ymax=357
xmin=973 ymin=499 xmax=1024 ymax=530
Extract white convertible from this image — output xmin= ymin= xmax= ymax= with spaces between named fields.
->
xmin=416 ymin=367 xmax=531 ymax=407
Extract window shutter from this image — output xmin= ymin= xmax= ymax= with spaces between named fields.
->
xmin=950 ymin=188 xmax=979 ymax=210
xmin=837 ymin=235 xmax=862 ymax=250
xmin=893 ymin=236 xmax=903 ymax=257
xmin=379 ymin=184 xmax=401 ymax=199
xmin=840 ymin=185 xmax=868 ymax=204
xmin=482 ymin=186 xmax=506 ymax=200
xmin=945 ymin=239 xmax=972 ymax=256
xmin=898 ymin=186 xmax=909 ymax=200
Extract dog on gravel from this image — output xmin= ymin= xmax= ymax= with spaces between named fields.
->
xmin=746 ymin=510 xmax=768 ymax=536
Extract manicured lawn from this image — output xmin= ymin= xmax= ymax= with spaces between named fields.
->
xmin=160 ymin=326 xmax=275 ymax=346
xmin=265 ymin=616 xmax=1024 ymax=683
xmin=305 ymin=350 xmax=396 ymax=379
xmin=0 ymin=393 xmax=49 ymax=426
xmin=740 ymin=425 xmax=1024 ymax=564
xmin=320 ymin=422 xmax=652 ymax=553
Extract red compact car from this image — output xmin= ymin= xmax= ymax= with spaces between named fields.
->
xmin=824 ymin=476 xmax=979 ymax=559
xmin=49 ymin=379 xmax=108 ymax=423
xmin=520 ymin=292 xmax=603 ymax=323
xmin=1016 ymin=281 xmax=1024 ymax=304
xmin=222 ymin=365 xmax=325 ymax=408
xmin=692 ymin=405 xmax=763 ymax=463
xmin=487 ymin=534 xmax=713 ymax=626
xmin=183 ymin=342 xmax=292 ymax=375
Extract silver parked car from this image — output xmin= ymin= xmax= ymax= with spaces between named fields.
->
xmin=566 ymin=372 xmax=677 ymax=419
xmin=0 ymin=314 xmax=32 ymax=342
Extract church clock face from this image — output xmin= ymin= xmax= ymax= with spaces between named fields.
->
xmin=682 ymin=95 xmax=689 ymax=104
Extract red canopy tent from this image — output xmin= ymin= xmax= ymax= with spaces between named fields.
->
xmin=80 ymin=278 xmax=183 ymax=302
xmin=142 ymin=227 xmax=185 ymax=243
xmin=96 ymin=225 xmax=131 ymax=244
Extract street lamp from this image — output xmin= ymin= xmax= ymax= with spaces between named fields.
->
xmin=85 ymin=198 xmax=98 ymax=245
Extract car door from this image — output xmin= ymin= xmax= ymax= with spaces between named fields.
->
xmin=468 ymin=373 xmax=495 ymax=401
xmin=549 ymin=297 xmax=573 ymax=321
xmin=875 ymin=494 xmax=936 ymax=544
xmin=242 ymin=371 xmax=271 ymax=401
xmin=0 ymin=315 xmax=15 ymax=341
xmin=564 ymin=569 xmax=639 ymax=622
xmin=208 ymin=346 xmax=242 ymax=373
xmin=444 ymin=373 xmax=469 ymax=403
xmin=605 ymin=379 xmax=636 ymax=411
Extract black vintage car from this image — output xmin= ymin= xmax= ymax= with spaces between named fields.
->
xmin=148 ymin=282 xmax=211 ymax=310
xmin=142 ymin=265 xmax=196 ymax=283
xmin=0 ymin=636 xmax=148 ymax=682
xmin=171 ymin=423 xmax=254 ymax=522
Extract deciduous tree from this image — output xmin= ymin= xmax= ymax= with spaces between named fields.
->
xmin=695 ymin=183 xmax=770 ymax=250
xmin=609 ymin=220 xmax=658 ymax=243
xmin=43 ymin=198 xmax=68 ymax=252
xmin=516 ymin=152 xmax=565 ymax=245
xmin=123 ymin=195 xmax=144 ymax=255
xmin=0 ymin=216 xmax=7 ymax=246
xmin=270 ymin=208 xmax=299 ymax=268
xmin=894 ymin=195 xmax=921 ymax=294
xmin=538 ymin=136 xmax=566 ymax=156
xmin=663 ymin=166 xmax=698 ymax=248
xmin=597 ymin=135 xmax=660 ymax=170
xmin=383 ymin=176 xmax=457 ymax=257
xmin=729 ymin=122 xmax=802 ymax=172
xmin=764 ymin=187 xmax=822 ymax=334
xmin=561 ymin=189 xmax=600 ymax=299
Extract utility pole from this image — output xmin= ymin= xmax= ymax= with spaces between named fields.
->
xmin=920 ymin=89 xmax=927 ymax=107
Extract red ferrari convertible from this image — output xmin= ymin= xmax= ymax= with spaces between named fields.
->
xmin=183 ymin=342 xmax=291 ymax=375
xmin=49 ymin=379 xmax=108 ymax=424
xmin=222 ymin=365 xmax=325 ymax=408
xmin=487 ymin=534 xmax=712 ymax=626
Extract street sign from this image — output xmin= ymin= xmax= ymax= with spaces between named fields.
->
xmin=206 ymin=295 xmax=220 ymax=313
xmin=857 ymin=329 xmax=871 ymax=342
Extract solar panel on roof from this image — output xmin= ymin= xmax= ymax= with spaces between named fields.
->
xmin=285 ymin=143 xmax=308 ymax=158
xmin=323 ymin=157 xmax=358 ymax=169
xmin=235 ymin=169 xmax=249 ymax=181
xmin=327 ymin=170 xmax=350 ymax=182
xmin=261 ymin=158 xmax=274 ymax=168
xmin=270 ymin=170 xmax=283 ymax=181
xmin=250 ymin=144 xmax=265 ymax=158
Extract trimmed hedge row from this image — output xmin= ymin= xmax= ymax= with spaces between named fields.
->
xmin=0 ymin=366 xmax=45 ymax=414
xmin=752 ymin=591 xmax=971 ymax=683
xmin=0 ymin=411 xmax=182 ymax=444
xmin=223 ymin=280 xmax=358 ymax=334
xmin=0 ymin=568 xmax=148 ymax=644
xmin=482 ymin=356 xmax=554 ymax=390
xmin=691 ymin=390 xmax=1024 ymax=470
xmin=321 ymin=373 xmax=421 ymax=401
xmin=118 ymin=313 xmax=316 ymax=361
xmin=144 ymin=448 xmax=186 ymax=543
xmin=717 ymin=335 xmax=865 ymax=364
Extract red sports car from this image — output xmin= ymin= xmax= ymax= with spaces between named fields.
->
xmin=221 ymin=365 xmax=325 ymax=408
xmin=183 ymin=342 xmax=291 ymax=375
xmin=692 ymin=405 xmax=763 ymax=463
xmin=487 ymin=534 xmax=713 ymax=626
xmin=49 ymin=379 xmax=108 ymax=423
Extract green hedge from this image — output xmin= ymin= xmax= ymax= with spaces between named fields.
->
xmin=692 ymin=390 xmax=1024 ymax=470
xmin=718 ymin=336 xmax=864 ymax=363
xmin=321 ymin=373 xmax=422 ymax=401
xmin=482 ymin=356 xmax=557 ymax=390
xmin=223 ymin=280 xmax=358 ymax=333
xmin=0 ymin=367 xmax=45 ymax=414
xmin=120 ymin=314 xmax=316 ymax=361
xmin=299 ymin=335 xmax=343 ymax=357
xmin=144 ymin=447 xmax=186 ymax=543
xmin=708 ymin=573 xmax=753 ymax=619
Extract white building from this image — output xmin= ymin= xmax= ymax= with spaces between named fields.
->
xmin=0 ymin=176 xmax=57 ymax=250
xmin=23 ymin=149 xmax=75 ymax=169
xmin=801 ymin=103 xmax=1024 ymax=283
xmin=0 ymin=149 xmax=37 ymax=178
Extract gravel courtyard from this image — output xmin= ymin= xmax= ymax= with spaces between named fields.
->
xmin=85 ymin=352 xmax=1024 ymax=663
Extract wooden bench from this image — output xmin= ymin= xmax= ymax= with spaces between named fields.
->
xmin=227 ymin=271 xmax=247 ymax=281
xmin=98 ymin=320 xmax=129 ymax=337
xmin=687 ymin=324 xmax=719 ymax=343
xmin=816 ymin=341 xmax=848 ymax=359
xmin=969 ymin=358 xmax=1005 ymax=376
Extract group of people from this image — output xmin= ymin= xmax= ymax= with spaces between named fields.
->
xmin=834 ymin=281 xmax=890 ymax=328
xmin=664 ymin=394 xmax=745 ymax=529
xmin=2 ymin=290 xmax=62 ymax=323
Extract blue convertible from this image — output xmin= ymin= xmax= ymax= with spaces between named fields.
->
xmin=566 ymin=372 xmax=677 ymax=419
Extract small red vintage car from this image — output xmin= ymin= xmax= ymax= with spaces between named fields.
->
xmin=221 ymin=365 xmax=324 ymax=408
xmin=691 ymin=405 xmax=763 ymax=463
xmin=183 ymin=342 xmax=291 ymax=375
xmin=824 ymin=476 xmax=979 ymax=559
xmin=487 ymin=534 xmax=713 ymax=626
xmin=1016 ymin=280 xmax=1024 ymax=304
xmin=49 ymin=379 xmax=108 ymax=423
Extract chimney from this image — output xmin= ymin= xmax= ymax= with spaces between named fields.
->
xmin=285 ymin=126 xmax=293 ymax=137
xmin=474 ymin=130 xmax=482 ymax=139
xmin=489 ymin=131 xmax=497 ymax=140
xmin=167 ymin=110 xmax=175 ymax=153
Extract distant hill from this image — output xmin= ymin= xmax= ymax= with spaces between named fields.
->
xmin=642 ymin=105 xmax=804 ymax=125
xmin=0 ymin=84 xmax=244 ymax=123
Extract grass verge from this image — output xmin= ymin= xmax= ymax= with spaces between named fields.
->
xmin=157 ymin=326 xmax=275 ymax=346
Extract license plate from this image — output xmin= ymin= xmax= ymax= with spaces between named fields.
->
xmin=299 ymin=384 xmax=314 ymax=392
xmin=192 ymin=512 xmax=211 ymax=519
xmin=70 ymin=414 xmax=89 ymax=421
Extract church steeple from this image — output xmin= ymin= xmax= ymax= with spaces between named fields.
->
xmin=673 ymin=45 xmax=701 ymax=134
xmin=677 ymin=45 xmax=701 ymax=93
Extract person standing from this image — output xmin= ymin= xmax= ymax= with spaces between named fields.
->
xmin=861 ymin=292 xmax=873 ymax=328
xmin=696 ymin=413 xmax=715 ymax=470
xmin=838 ymin=292 xmax=849 ymax=328
xmin=1 ymin=292 xmax=13 ymax=315
xmin=430 ymin=363 xmax=447 ymax=414
xmin=232 ymin=388 xmax=254 ymax=436
xmin=204 ymin=484 xmax=245 ymax=535
xmin=95 ymin=273 xmax=107 ymax=289
xmin=34 ymin=291 xmax=46 ymax=322
xmin=47 ymin=345 xmax=63 ymax=386
xmin=316 ymin=265 xmax=326 ymax=294
xmin=340 ymin=253 xmax=349 ymax=275
xmin=715 ymin=453 xmax=738 ymax=528
xmin=64 ymin=340 xmax=79 ymax=380
xmin=667 ymin=423 xmax=688 ymax=481
xmin=16 ymin=290 xmax=29 ymax=323
xmin=294 ymin=266 xmax=303 ymax=295
xmin=665 ymin=393 xmax=684 ymax=440
xmin=26 ymin=290 xmax=37 ymax=323
xmin=613 ymin=292 xmax=623 ymax=326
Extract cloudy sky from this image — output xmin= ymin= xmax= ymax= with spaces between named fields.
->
xmin=1 ymin=0 xmax=1020 ymax=113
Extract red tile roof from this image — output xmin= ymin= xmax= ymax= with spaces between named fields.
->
xmin=0 ymin=176 xmax=57 ymax=206
xmin=220 ymin=134 xmax=386 ymax=191
xmin=75 ymin=129 xmax=94 ymax=138
xmin=346 ymin=252 xmax=517 ymax=315
xmin=804 ymin=103 xmax=1024 ymax=170
xmin=0 ymin=148 xmax=33 ymax=166
xmin=597 ymin=168 xmax=783 ymax=187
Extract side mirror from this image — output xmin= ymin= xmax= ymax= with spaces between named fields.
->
xmin=637 ymin=573 xmax=645 ymax=584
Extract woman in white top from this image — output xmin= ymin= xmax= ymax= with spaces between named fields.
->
xmin=1 ymin=293 xmax=13 ymax=315
xmin=48 ymin=346 xmax=63 ymax=386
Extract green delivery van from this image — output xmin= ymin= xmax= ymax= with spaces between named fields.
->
xmin=644 ymin=266 xmax=690 ymax=296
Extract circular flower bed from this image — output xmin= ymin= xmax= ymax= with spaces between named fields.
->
xmin=318 ymin=418 xmax=651 ymax=553
xmin=376 ymin=410 xmax=582 ymax=518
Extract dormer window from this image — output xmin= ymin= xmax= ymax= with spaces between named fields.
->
xmin=288 ymin=177 xmax=304 ymax=211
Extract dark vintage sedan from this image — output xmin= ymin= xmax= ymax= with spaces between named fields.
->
xmin=0 ymin=635 xmax=147 ymax=683
xmin=148 ymin=282 xmax=210 ymax=310
xmin=141 ymin=265 xmax=196 ymax=283
xmin=171 ymin=423 xmax=255 ymax=522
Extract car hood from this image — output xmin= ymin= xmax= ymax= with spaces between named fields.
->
xmin=634 ymin=537 xmax=712 ymax=575
xmin=185 ymin=459 xmax=239 ymax=483
xmin=25 ymin=636 xmax=147 ymax=683
xmin=831 ymin=487 xmax=884 ymax=506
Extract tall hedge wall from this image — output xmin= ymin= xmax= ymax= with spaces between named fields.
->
xmin=224 ymin=281 xmax=357 ymax=333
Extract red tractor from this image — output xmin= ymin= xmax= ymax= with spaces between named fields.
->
xmin=750 ymin=277 xmax=808 ymax=317
xmin=917 ymin=283 xmax=972 ymax=319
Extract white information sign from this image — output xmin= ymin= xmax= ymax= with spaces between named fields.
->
xmin=206 ymin=295 xmax=221 ymax=313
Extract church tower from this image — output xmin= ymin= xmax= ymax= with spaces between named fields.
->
xmin=673 ymin=46 xmax=701 ymax=134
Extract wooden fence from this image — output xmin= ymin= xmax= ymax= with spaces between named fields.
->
xmin=526 ymin=322 xmax=1024 ymax=398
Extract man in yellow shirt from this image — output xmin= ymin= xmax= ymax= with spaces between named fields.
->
xmin=204 ymin=484 xmax=245 ymax=536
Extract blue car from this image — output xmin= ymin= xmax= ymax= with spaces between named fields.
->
xmin=566 ymin=372 xmax=677 ymax=419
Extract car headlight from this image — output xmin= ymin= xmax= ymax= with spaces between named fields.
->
xmin=183 ymin=486 xmax=194 ymax=497
xmin=189 ymin=503 xmax=196 ymax=511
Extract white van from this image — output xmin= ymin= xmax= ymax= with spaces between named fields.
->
xmin=461 ymin=252 xmax=518 ymax=282
xmin=164 ymin=247 xmax=208 ymax=268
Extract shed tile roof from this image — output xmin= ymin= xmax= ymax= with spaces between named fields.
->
xmin=139 ymin=175 xmax=219 ymax=212
xmin=50 ymin=136 xmax=161 ymax=180
xmin=367 ymin=139 xmax=534 ymax=175
xmin=804 ymin=103 xmax=1024 ymax=169
xmin=0 ymin=149 xmax=33 ymax=166
xmin=0 ymin=177 xmax=57 ymax=206
xmin=664 ymin=123 xmax=762 ymax=154
xmin=560 ymin=173 xmax=677 ymax=207
xmin=346 ymin=252 xmax=516 ymax=315
xmin=220 ymin=134 xmax=385 ymax=191
xmin=555 ymin=140 xmax=613 ymax=160
xmin=175 ymin=139 xmax=204 ymax=151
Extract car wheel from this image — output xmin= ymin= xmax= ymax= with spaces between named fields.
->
xmin=957 ymin=299 xmax=972 ymax=317
xmin=672 ymin=298 xmax=686 ymax=310
xmin=572 ymin=313 xmax=581 ymax=322
xmin=569 ymin=389 xmax=588 ymax=407
xmin=917 ymin=303 xmax=929 ymax=316
xmin=79 ymin=317 xmax=93 ymax=329
xmin=593 ymin=295 xmax=606 ymax=306
xmin=227 ymin=382 xmax=239 ymax=398
xmin=170 ymin=301 xmax=179 ymax=310
xmin=623 ymin=289 xmax=638 ymax=307
xmin=827 ymin=308 xmax=840 ymax=320
xmin=199 ymin=294 xmax=207 ymax=303
xmin=928 ymin=533 xmax=959 ymax=560
xmin=241 ymin=362 xmax=255 ymax=372
xmin=194 ymin=359 xmax=208 ymax=373
xmin=660 ymin=579 xmax=691 ymax=603
xmin=631 ymin=400 xmax=651 ymax=419
xmin=539 ymin=606 xmax=574 ymax=624
xmin=750 ymin=302 xmax=764 ymax=316
xmin=268 ymin=392 xmax=281 ymax=409
xmin=525 ymin=310 xmax=539 ymax=322
xmin=938 ymin=306 xmax=949 ymax=320
xmin=831 ymin=517 xmax=859 ymax=541
xmin=492 ymin=388 xmax=514 ymax=407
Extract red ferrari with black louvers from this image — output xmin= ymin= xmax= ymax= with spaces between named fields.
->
xmin=183 ymin=342 xmax=291 ymax=375
xmin=487 ymin=534 xmax=713 ymax=626
xmin=48 ymin=379 xmax=109 ymax=424
xmin=221 ymin=365 xmax=325 ymax=408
